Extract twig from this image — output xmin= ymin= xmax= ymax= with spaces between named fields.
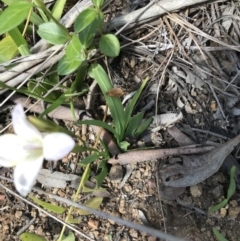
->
xmin=31 ymin=188 xmax=189 ymax=241
xmin=108 ymin=145 xmax=215 ymax=165
xmin=16 ymin=217 xmax=36 ymax=236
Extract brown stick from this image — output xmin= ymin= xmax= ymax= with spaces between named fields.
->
xmin=108 ymin=145 xmax=215 ymax=165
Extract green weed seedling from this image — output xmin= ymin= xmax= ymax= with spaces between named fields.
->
xmin=209 ymin=166 xmax=236 ymax=213
xmin=209 ymin=166 xmax=236 ymax=241
xmin=79 ymin=63 xmax=153 ymax=151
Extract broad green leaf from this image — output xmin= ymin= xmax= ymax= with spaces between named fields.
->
xmin=66 ymin=34 xmax=85 ymax=60
xmin=77 ymin=197 xmax=103 ymax=215
xmin=0 ymin=1 xmax=32 ymax=35
xmin=20 ymin=232 xmax=47 ymax=241
xmin=99 ymin=34 xmax=120 ymax=57
xmin=62 ymin=231 xmax=75 ymax=241
xmin=212 ymin=228 xmax=228 ymax=241
xmin=74 ymin=7 xmax=97 ymax=33
xmin=227 ymin=166 xmax=236 ymax=199
xmin=78 ymin=19 xmax=97 ymax=48
xmin=27 ymin=80 xmax=61 ymax=102
xmin=92 ymin=0 xmax=104 ymax=8
xmin=52 ymin=0 xmax=67 ymax=20
xmin=37 ymin=22 xmax=70 ymax=45
xmin=125 ymin=78 xmax=149 ymax=129
xmin=125 ymin=112 xmax=144 ymax=138
xmin=29 ymin=195 xmax=66 ymax=214
xmin=134 ymin=116 xmax=153 ymax=138
xmin=47 ymin=65 xmax=60 ymax=84
xmin=0 ymin=35 xmax=18 ymax=62
xmin=88 ymin=64 xmax=125 ymax=140
xmin=79 ymin=153 xmax=100 ymax=167
xmin=0 ymin=54 xmax=9 ymax=63
xmin=57 ymin=55 xmax=82 ymax=75
xmin=77 ymin=119 xmax=116 ymax=136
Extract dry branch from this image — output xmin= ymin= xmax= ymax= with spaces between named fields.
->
xmin=108 ymin=145 xmax=215 ymax=165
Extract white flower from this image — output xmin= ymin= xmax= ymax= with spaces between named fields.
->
xmin=0 ymin=104 xmax=75 ymax=196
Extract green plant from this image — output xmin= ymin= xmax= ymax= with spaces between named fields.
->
xmin=212 ymin=228 xmax=228 ymax=241
xmin=0 ymin=0 xmax=152 ymax=240
xmin=209 ymin=166 xmax=236 ymax=213
xmin=0 ymin=0 xmax=120 ymax=119
xmin=79 ymin=63 xmax=153 ymax=150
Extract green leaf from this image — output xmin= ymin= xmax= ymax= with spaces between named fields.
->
xmin=95 ymin=159 xmax=108 ymax=188
xmin=20 ymin=232 xmax=47 ymax=241
xmin=77 ymin=197 xmax=103 ymax=215
xmin=78 ymin=19 xmax=97 ymax=49
xmin=134 ymin=116 xmax=153 ymax=138
xmin=227 ymin=166 xmax=236 ymax=199
xmin=74 ymin=7 xmax=97 ymax=33
xmin=119 ymin=141 xmax=130 ymax=151
xmin=99 ymin=34 xmax=120 ymax=57
xmin=88 ymin=64 xmax=125 ymax=140
xmin=0 ymin=81 xmax=55 ymax=102
xmin=57 ymin=55 xmax=82 ymax=75
xmin=67 ymin=218 xmax=81 ymax=224
xmin=125 ymin=112 xmax=144 ymax=138
xmin=47 ymin=65 xmax=60 ymax=84
xmin=209 ymin=199 xmax=228 ymax=213
xmin=77 ymin=119 xmax=116 ymax=136
xmin=79 ymin=153 xmax=100 ymax=167
xmin=125 ymin=78 xmax=149 ymax=129
xmin=39 ymin=93 xmax=66 ymax=118
xmin=8 ymin=27 xmax=29 ymax=48
xmin=212 ymin=228 xmax=229 ymax=241
xmin=29 ymin=195 xmax=66 ymax=214
xmin=71 ymin=61 xmax=89 ymax=93
xmin=0 ymin=35 xmax=18 ymax=62
xmin=0 ymin=1 xmax=32 ymax=35
xmin=52 ymin=0 xmax=67 ymax=20
xmin=37 ymin=22 xmax=70 ymax=45
xmin=209 ymin=166 xmax=236 ymax=213
xmin=62 ymin=231 xmax=75 ymax=241
xmin=72 ymin=145 xmax=98 ymax=153
xmin=66 ymin=34 xmax=85 ymax=60
xmin=92 ymin=0 xmax=104 ymax=8
xmin=27 ymin=80 xmax=61 ymax=102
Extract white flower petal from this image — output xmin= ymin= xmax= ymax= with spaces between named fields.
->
xmin=43 ymin=133 xmax=75 ymax=161
xmin=0 ymin=134 xmax=42 ymax=167
xmin=14 ymin=156 xmax=43 ymax=196
xmin=12 ymin=104 xmax=42 ymax=141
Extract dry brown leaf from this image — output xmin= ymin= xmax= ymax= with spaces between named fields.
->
xmin=160 ymin=134 xmax=240 ymax=187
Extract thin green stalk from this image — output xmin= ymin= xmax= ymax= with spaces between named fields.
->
xmin=58 ymin=107 xmax=108 ymax=241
